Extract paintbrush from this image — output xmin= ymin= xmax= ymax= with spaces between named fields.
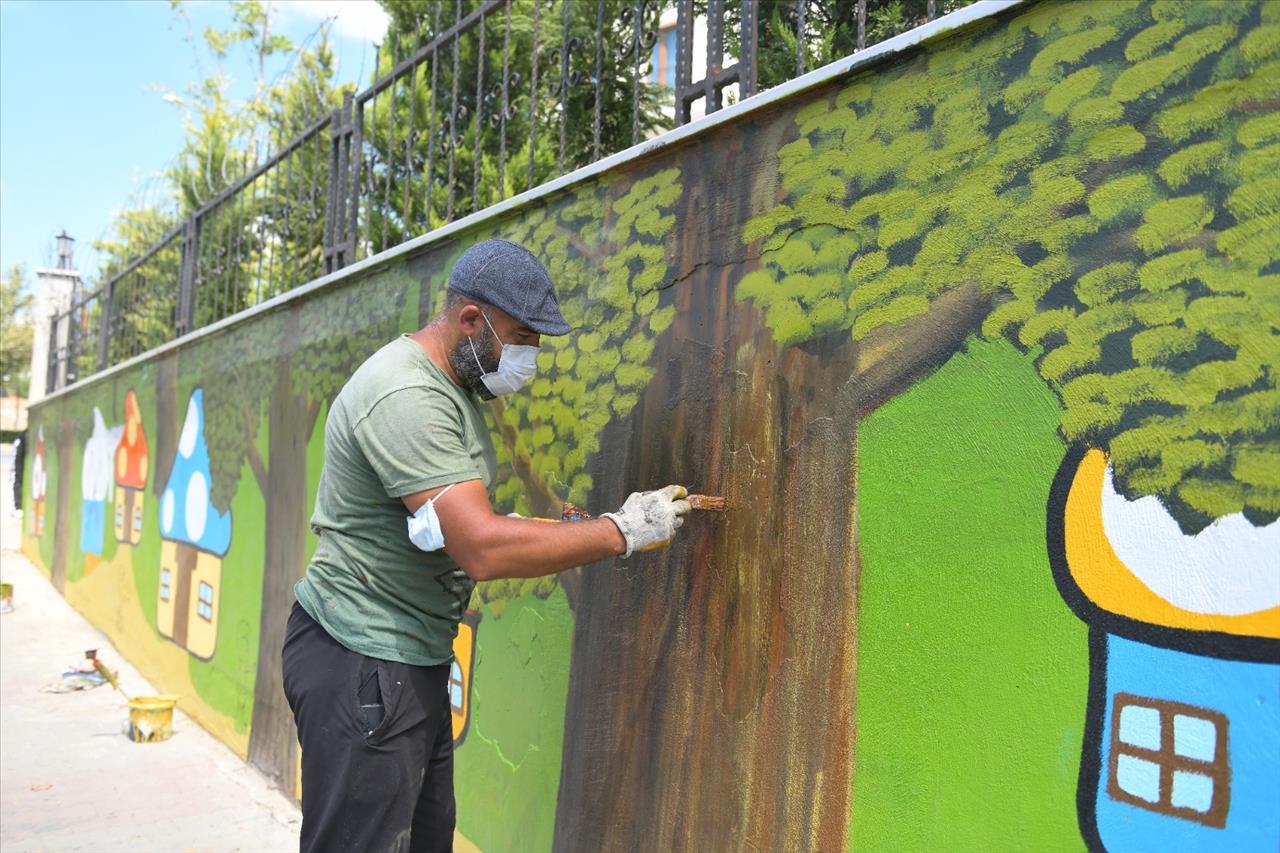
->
xmin=558 ymin=493 xmax=726 ymax=521
xmin=87 ymin=651 xmax=131 ymax=700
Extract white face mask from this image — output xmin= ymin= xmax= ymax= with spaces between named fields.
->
xmin=469 ymin=311 xmax=539 ymax=396
xmin=406 ymin=483 xmax=458 ymax=552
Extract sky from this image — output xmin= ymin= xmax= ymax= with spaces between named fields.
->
xmin=0 ymin=0 xmax=389 ymax=288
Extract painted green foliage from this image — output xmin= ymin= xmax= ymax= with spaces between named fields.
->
xmin=741 ymin=0 xmax=1279 ymax=531
xmin=443 ymin=170 xmax=681 ymax=614
xmin=492 ymin=170 xmax=681 ymax=510
xmin=202 ymin=269 xmax=411 ymax=511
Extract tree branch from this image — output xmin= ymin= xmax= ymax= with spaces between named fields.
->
xmin=849 ymin=283 xmax=997 ymax=419
xmin=241 ymin=401 xmax=269 ymax=495
xmin=305 ymin=395 xmax=322 ymax=443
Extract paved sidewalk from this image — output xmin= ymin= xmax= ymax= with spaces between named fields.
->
xmin=0 ymin=459 xmax=302 ymax=851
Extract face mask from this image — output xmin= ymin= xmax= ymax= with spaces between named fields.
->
xmin=469 ymin=311 xmax=539 ymax=396
xmin=406 ymin=483 xmax=458 ymax=552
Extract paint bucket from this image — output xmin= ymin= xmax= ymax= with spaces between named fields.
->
xmin=127 ymin=695 xmax=179 ymax=743
xmin=0 ymin=583 xmax=12 ymax=613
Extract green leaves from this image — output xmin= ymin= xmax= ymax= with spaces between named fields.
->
xmin=483 ymin=168 xmax=680 ymax=535
xmin=740 ymin=0 xmax=1279 ymax=530
xmin=1134 ymin=195 xmax=1213 ymax=253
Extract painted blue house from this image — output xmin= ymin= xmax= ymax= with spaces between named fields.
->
xmin=1049 ymin=449 xmax=1280 ymax=852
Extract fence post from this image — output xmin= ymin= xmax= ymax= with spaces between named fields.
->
xmin=65 ymin=304 xmax=80 ymax=386
xmin=176 ymin=216 xmax=200 ymax=336
xmin=348 ymin=93 xmax=363 ymax=265
xmin=675 ymin=0 xmax=693 ymax=124
xmin=46 ymin=314 xmax=60 ymax=393
xmin=97 ymin=279 xmax=114 ymax=370
xmin=740 ymin=0 xmax=757 ymax=98
xmin=325 ymin=94 xmax=353 ymax=273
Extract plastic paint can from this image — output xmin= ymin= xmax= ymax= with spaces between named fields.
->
xmin=127 ymin=695 xmax=180 ymax=743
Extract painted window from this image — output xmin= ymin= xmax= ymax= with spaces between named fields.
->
xmin=115 ymin=502 xmax=125 ymax=528
xmin=650 ymin=25 xmax=678 ymax=87
xmin=1108 ymin=692 xmax=1230 ymax=827
xmin=133 ymin=505 xmax=143 ymax=533
xmin=197 ymin=581 xmax=214 ymax=622
xmin=160 ymin=568 xmax=171 ymax=602
xmin=449 ymin=660 xmax=465 ymax=712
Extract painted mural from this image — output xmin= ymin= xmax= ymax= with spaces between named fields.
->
xmin=113 ymin=389 xmax=148 ymax=546
xmin=157 ymin=389 xmax=232 ymax=661
xmin=29 ymin=425 xmax=45 ymax=536
xmin=21 ymin=1 xmax=1278 ymax=851
xmin=80 ymin=407 xmax=121 ymax=567
xmin=1050 ymin=446 xmax=1279 ymax=850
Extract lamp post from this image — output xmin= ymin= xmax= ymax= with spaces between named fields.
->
xmin=56 ymin=231 xmax=75 ymax=271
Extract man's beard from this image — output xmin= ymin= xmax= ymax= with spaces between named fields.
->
xmin=449 ymin=322 xmax=499 ymax=400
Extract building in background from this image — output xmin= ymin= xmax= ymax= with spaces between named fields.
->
xmin=0 ymin=396 xmax=27 ymax=434
xmin=29 ymin=232 xmax=80 ymax=402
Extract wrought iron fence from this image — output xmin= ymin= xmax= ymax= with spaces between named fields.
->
xmin=47 ymin=283 xmax=106 ymax=393
xmin=187 ymin=113 xmax=344 ymax=332
xmin=47 ymin=0 xmax=961 ymax=391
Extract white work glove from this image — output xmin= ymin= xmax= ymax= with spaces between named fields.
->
xmin=602 ymin=485 xmax=692 ymax=557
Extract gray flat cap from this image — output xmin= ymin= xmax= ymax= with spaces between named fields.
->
xmin=447 ymin=239 xmax=571 ymax=335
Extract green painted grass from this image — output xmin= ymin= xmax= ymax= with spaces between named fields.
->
xmin=850 ymin=337 xmax=1087 ymax=851
xmin=128 ymin=371 xmax=161 ymax=633
xmin=455 ymin=588 xmax=574 ymax=853
xmin=186 ymin=445 xmax=267 ymax=733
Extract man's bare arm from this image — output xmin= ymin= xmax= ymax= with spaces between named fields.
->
xmin=402 ymin=480 xmax=626 ymax=581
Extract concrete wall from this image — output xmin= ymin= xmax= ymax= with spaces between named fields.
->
xmin=23 ymin=2 xmax=1279 ymax=849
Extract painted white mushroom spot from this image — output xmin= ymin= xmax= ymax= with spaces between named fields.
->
xmin=163 ymin=488 xmax=176 ymax=536
xmin=178 ymin=396 xmax=199 ymax=458
xmin=1101 ymin=463 xmax=1280 ymax=616
xmin=186 ymin=470 xmax=208 ymax=542
xmin=159 ymin=389 xmax=231 ymax=555
xmin=32 ymin=426 xmax=46 ymax=501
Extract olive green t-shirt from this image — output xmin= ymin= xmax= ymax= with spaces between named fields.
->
xmin=294 ymin=334 xmax=497 ymax=665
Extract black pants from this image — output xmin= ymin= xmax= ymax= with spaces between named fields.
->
xmin=282 ymin=602 xmax=455 ymax=853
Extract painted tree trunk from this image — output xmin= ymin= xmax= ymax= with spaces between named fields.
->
xmin=554 ymin=287 xmax=862 ymax=850
xmin=152 ymin=352 xmax=179 ymax=500
xmin=553 ymin=118 xmax=860 ymax=849
xmin=246 ymin=349 xmax=310 ymax=790
xmin=49 ymin=417 xmax=74 ymax=592
xmin=551 ymin=110 xmax=999 ymax=847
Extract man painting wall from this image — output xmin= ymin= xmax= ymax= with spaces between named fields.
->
xmin=282 ymin=239 xmax=691 ymax=853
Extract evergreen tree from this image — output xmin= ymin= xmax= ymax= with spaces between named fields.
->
xmin=0 ymin=265 xmax=34 ymax=399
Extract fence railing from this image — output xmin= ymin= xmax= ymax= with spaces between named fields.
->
xmin=47 ymin=0 xmax=960 ymax=392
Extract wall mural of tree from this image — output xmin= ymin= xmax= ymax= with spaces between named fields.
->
xmin=552 ymin=1 xmax=1278 ymax=850
xmin=404 ymin=169 xmax=681 ymax=618
xmin=740 ymin=0 xmax=1277 ymax=530
xmin=200 ymin=269 xmax=411 ymax=790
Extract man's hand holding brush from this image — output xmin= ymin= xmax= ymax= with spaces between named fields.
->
xmin=603 ymin=485 xmax=725 ymax=556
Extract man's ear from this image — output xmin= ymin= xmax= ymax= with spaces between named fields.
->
xmin=457 ymin=302 xmax=483 ymax=336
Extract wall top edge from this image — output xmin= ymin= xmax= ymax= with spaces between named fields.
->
xmin=30 ymin=0 xmax=1028 ymax=411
